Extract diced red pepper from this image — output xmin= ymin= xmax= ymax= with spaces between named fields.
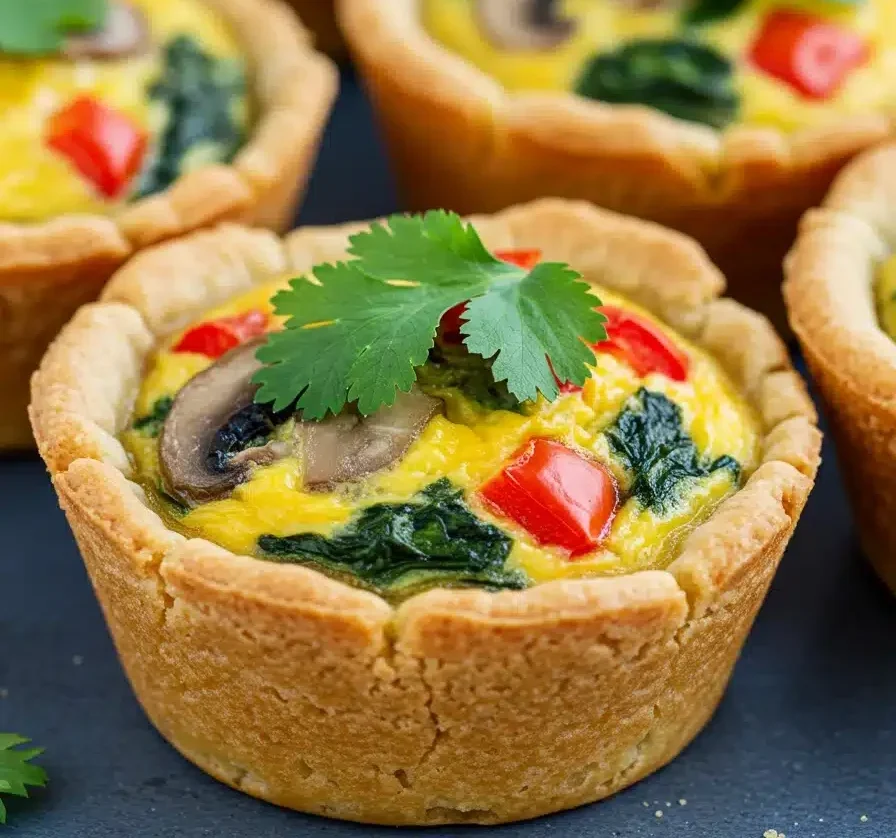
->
xmin=554 ymin=305 xmax=690 ymax=393
xmin=173 ymin=309 xmax=269 ymax=359
xmin=438 ymin=249 xmax=543 ymax=344
xmin=480 ymin=438 xmax=618 ymax=557
xmin=596 ymin=306 xmax=689 ymax=382
xmin=47 ymin=96 xmax=147 ymax=198
xmin=748 ymin=9 xmax=870 ymax=100
xmin=494 ymin=248 xmax=542 ymax=270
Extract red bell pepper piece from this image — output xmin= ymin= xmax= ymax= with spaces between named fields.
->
xmin=438 ymin=249 xmax=543 ymax=344
xmin=749 ymin=9 xmax=870 ymax=100
xmin=493 ymin=248 xmax=542 ymax=270
xmin=555 ymin=305 xmax=690 ymax=393
xmin=480 ymin=438 xmax=618 ymax=557
xmin=173 ymin=309 xmax=269 ymax=359
xmin=47 ymin=96 xmax=147 ymax=198
xmin=596 ymin=306 xmax=689 ymax=382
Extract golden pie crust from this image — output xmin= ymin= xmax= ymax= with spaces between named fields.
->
xmin=0 ymin=0 xmax=337 ymax=450
xmin=785 ymin=143 xmax=896 ymax=595
xmin=337 ymin=0 xmax=893 ymax=333
xmin=31 ymin=200 xmax=820 ymax=825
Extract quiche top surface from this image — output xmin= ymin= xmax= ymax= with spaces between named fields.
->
xmin=0 ymin=0 xmax=249 ymax=222
xmin=421 ymin=0 xmax=896 ymax=132
xmin=121 ymin=235 xmax=760 ymax=602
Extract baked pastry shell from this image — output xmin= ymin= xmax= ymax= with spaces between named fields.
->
xmin=785 ymin=143 xmax=896 ymax=595
xmin=0 ymin=0 xmax=338 ymax=450
xmin=337 ymin=0 xmax=893 ymax=333
xmin=31 ymin=200 xmax=820 ymax=825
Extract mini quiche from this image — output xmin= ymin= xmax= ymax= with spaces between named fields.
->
xmin=338 ymin=0 xmax=896 ymax=329
xmin=0 ymin=0 xmax=337 ymax=450
xmin=786 ymin=142 xmax=896 ymax=595
xmin=31 ymin=200 xmax=819 ymax=826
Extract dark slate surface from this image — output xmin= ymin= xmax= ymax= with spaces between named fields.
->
xmin=2 ymin=68 xmax=895 ymax=838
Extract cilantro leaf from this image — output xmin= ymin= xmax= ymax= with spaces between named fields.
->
xmin=253 ymin=212 xmax=606 ymax=419
xmin=0 ymin=735 xmax=48 ymax=825
xmin=0 ymin=0 xmax=107 ymax=55
xmin=462 ymin=263 xmax=606 ymax=402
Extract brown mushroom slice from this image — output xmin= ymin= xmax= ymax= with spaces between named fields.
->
xmin=63 ymin=2 xmax=148 ymax=60
xmin=160 ymin=338 xmax=277 ymax=508
xmin=476 ymin=0 xmax=576 ymax=51
xmin=301 ymin=389 xmax=443 ymax=489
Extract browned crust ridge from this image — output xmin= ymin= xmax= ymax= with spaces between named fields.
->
xmin=336 ymin=0 xmax=893 ymax=331
xmin=31 ymin=200 xmax=820 ymax=825
xmin=0 ymin=0 xmax=338 ymax=449
xmin=785 ymin=142 xmax=896 ymax=594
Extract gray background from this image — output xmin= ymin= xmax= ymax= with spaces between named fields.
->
xmin=1 ymin=68 xmax=894 ymax=837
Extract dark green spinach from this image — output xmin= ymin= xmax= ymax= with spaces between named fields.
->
xmin=605 ymin=388 xmax=740 ymax=515
xmin=132 ymin=396 xmax=174 ymax=438
xmin=682 ymin=0 xmax=746 ymax=26
xmin=258 ymin=479 xmax=528 ymax=597
xmin=418 ymin=344 xmax=522 ymax=413
xmin=136 ymin=35 xmax=247 ymax=200
xmin=575 ymin=38 xmax=739 ymax=129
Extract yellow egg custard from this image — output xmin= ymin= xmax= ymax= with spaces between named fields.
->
xmin=0 ymin=0 xmax=248 ymax=222
xmin=876 ymin=254 xmax=896 ymax=339
xmin=123 ymin=252 xmax=760 ymax=599
xmin=422 ymin=0 xmax=896 ymax=132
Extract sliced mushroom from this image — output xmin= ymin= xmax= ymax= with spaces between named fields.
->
xmin=160 ymin=338 xmax=279 ymax=508
xmin=63 ymin=2 xmax=148 ymax=60
xmin=476 ymin=0 xmax=576 ymax=51
xmin=300 ymin=389 xmax=443 ymax=489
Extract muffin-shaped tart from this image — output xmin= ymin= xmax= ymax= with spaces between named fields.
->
xmin=0 ymin=0 xmax=337 ymax=449
xmin=31 ymin=200 xmax=820 ymax=825
xmin=338 ymin=0 xmax=896 ymax=328
xmin=786 ymin=143 xmax=896 ymax=594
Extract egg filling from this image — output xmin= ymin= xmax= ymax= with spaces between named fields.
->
xmin=0 ymin=0 xmax=248 ymax=222
xmin=123 ymin=265 xmax=760 ymax=600
xmin=421 ymin=0 xmax=896 ymax=133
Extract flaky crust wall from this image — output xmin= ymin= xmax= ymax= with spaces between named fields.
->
xmin=31 ymin=201 xmax=820 ymax=825
xmin=785 ymin=144 xmax=896 ymax=595
xmin=0 ymin=0 xmax=337 ymax=450
xmin=336 ymin=0 xmax=893 ymax=334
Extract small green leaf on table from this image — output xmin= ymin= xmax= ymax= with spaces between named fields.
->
xmin=0 ymin=734 xmax=48 ymax=825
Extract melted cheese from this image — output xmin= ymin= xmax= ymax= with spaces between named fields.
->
xmin=125 ymin=278 xmax=761 ymax=584
xmin=0 ymin=0 xmax=244 ymax=222
xmin=421 ymin=0 xmax=896 ymax=133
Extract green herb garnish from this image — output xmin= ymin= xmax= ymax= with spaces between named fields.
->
xmin=253 ymin=212 xmax=606 ymax=420
xmin=605 ymin=388 xmax=740 ymax=514
xmin=132 ymin=396 xmax=174 ymax=438
xmin=0 ymin=735 xmax=48 ymax=825
xmin=682 ymin=0 xmax=746 ymax=26
xmin=575 ymin=38 xmax=739 ymax=130
xmin=258 ymin=479 xmax=528 ymax=597
xmin=0 ymin=0 xmax=107 ymax=55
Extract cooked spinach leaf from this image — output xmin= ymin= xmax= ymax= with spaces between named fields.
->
xmin=605 ymin=388 xmax=740 ymax=514
xmin=136 ymin=35 xmax=247 ymax=199
xmin=418 ymin=344 xmax=522 ymax=413
xmin=575 ymin=38 xmax=739 ymax=129
xmin=132 ymin=396 xmax=174 ymax=438
xmin=258 ymin=479 xmax=528 ymax=596
xmin=682 ymin=0 xmax=746 ymax=26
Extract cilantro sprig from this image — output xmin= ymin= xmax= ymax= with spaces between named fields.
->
xmin=0 ymin=0 xmax=107 ymax=55
xmin=0 ymin=735 xmax=48 ymax=825
xmin=253 ymin=212 xmax=607 ymax=420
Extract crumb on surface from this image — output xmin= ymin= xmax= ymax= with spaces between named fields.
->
xmin=763 ymin=831 xmax=786 ymax=838
xmin=655 ymin=811 xmax=663 ymax=819
xmin=861 ymin=815 xmax=869 ymax=823
xmin=72 ymin=655 xmax=84 ymax=666
xmin=679 ymin=798 xmax=687 ymax=806
xmin=0 ymin=687 xmax=8 ymax=699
